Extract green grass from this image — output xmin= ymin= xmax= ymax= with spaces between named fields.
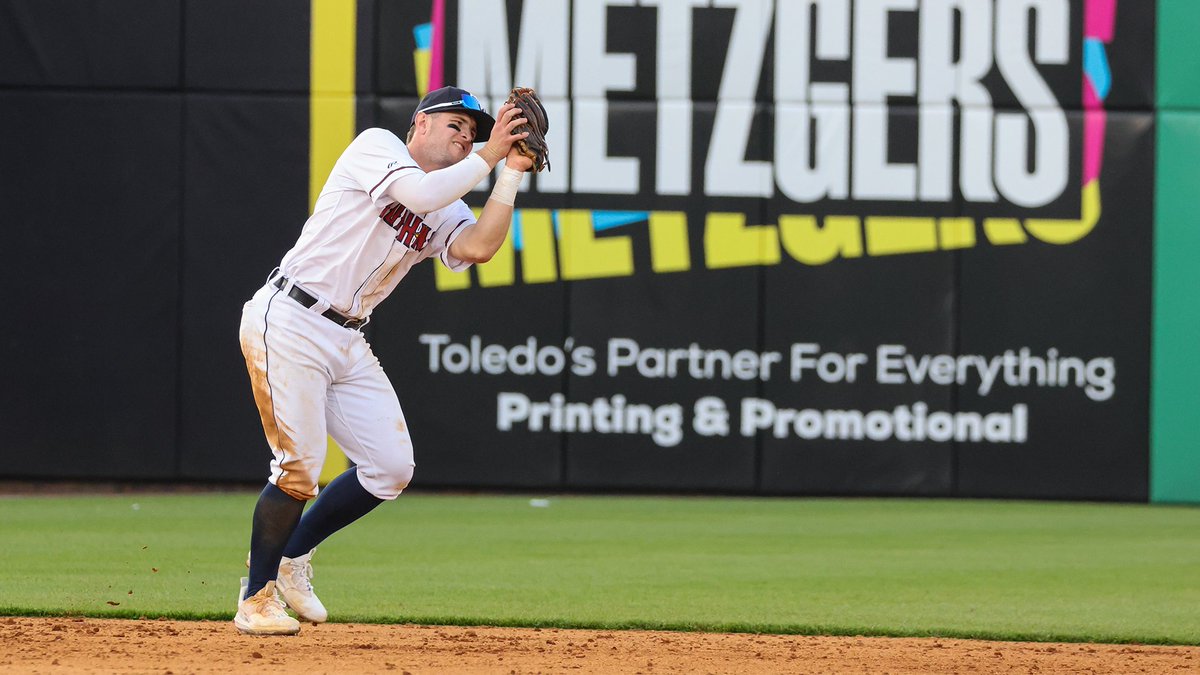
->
xmin=1 ymin=493 xmax=1198 ymax=644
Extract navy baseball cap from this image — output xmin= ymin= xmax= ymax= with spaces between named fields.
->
xmin=410 ymin=86 xmax=495 ymax=142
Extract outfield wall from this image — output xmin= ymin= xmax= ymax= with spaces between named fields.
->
xmin=1 ymin=0 xmax=1196 ymax=502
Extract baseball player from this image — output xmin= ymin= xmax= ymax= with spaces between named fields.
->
xmin=234 ymin=86 xmax=533 ymax=635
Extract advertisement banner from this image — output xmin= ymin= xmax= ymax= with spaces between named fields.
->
xmin=357 ymin=0 xmax=1157 ymax=497
xmin=3 ymin=0 xmax=1167 ymax=497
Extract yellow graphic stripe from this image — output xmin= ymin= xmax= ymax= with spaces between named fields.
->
xmin=431 ymin=185 xmax=1101 ymax=290
xmin=310 ymin=0 xmax=357 ymax=210
xmin=519 ymin=210 xmax=559 ymax=283
xmin=1025 ymin=180 xmax=1101 ymax=244
xmin=865 ymin=217 xmax=937 ymax=256
xmin=704 ymin=212 xmax=781 ymax=269
xmin=648 ymin=212 xmax=691 ymax=272
xmin=311 ymin=0 xmax=357 ymax=484
xmin=559 ymin=210 xmax=635 ymax=280
xmin=414 ymin=50 xmax=431 ymax=98
xmin=779 ymin=215 xmax=863 ymax=264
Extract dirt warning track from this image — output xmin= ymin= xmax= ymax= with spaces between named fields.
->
xmin=1 ymin=617 xmax=1197 ymax=674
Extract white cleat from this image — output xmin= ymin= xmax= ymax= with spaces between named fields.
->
xmin=276 ymin=548 xmax=328 ymax=623
xmin=234 ymin=581 xmax=301 ymax=636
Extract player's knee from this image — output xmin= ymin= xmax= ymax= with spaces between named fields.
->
xmin=273 ymin=475 xmax=318 ymax=501
xmin=392 ymin=461 xmax=415 ymax=493
xmin=273 ymin=458 xmax=322 ymax=500
xmin=360 ymin=459 xmax=415 ymax=500
xmin=385 ymin=458 xmax=415 ymax=491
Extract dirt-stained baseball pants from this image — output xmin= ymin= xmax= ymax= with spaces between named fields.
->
xmin=239 ymin=282 xmax=415 ymax=501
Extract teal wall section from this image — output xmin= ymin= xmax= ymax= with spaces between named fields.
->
xmin=1156 ymin=0 xmax=1200 ymax=107
xmin=1152 ymin=1 xmax=1200 ymax=502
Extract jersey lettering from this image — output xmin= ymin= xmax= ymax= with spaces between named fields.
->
xmin=380 ymin=202 xmax=432 ymax=251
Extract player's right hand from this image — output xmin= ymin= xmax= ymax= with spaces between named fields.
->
xmin=477 ymin=103 xmax=529 ymax=167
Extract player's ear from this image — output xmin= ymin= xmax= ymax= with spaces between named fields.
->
xmin=412 ymin=112 xmax=429 ymax=136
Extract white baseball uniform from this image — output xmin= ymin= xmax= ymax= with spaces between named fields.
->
xmin=239 ymin=127 xmax=485 ymax=501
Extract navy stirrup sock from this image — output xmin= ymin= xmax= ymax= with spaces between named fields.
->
xmin=283 ymin=468 xmax=384 ymax=558
xmin=244 ymin=483 xmax=306 ymax=600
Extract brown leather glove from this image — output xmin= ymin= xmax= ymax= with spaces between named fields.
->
xmin=506 ymin=87 xmax=550 ymax=172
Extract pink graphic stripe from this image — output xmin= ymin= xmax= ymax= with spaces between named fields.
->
xmin=1085 ymin=0 xmax=1116 ymax=41
xmin=1081 ymin=0 xmax=1116 ymax=186
xmin=1083 ymin=109 xmax=1107 ymax=185
xmin=1083 ymin=77 xmax=1101 ymax=109
xmin=430 ymin=0 xmax=445 ymax=91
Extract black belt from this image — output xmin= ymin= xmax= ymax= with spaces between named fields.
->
xmin=272 ymin=275 xmax=365 ymax=330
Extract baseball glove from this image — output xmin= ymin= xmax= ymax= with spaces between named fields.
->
xmin=507 ymin=87 xmax=550 ymax=172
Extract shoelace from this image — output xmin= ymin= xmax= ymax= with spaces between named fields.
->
xmin=300 ymin=561 xmax=314 ymax=592
xmin=247 ymin=589 xmax=289 ymax=618
xmin=285 ymin=560 xmax=315 ymax=592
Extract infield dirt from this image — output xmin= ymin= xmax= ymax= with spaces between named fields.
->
xmin=1 ymin=617 xmax=1196 ymax=674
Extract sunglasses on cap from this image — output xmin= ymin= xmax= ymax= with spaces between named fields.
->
xmin=417 ymin=93 xmax=485 ymax=114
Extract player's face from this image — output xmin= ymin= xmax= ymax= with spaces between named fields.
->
xmin=419 ymin=112 xmax=476 ymax=169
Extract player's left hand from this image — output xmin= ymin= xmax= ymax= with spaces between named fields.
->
xmin=505 ymin=147 xmax=534 ymax=172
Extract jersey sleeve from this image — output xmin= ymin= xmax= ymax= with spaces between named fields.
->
xmin=338 ymin=128 xmax=423 ymax=205
xmin=432 ymin=200 xmax=477 ymax=273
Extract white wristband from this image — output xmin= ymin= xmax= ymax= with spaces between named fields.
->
xmin=489 ymin=167 xmax=523 ymax=206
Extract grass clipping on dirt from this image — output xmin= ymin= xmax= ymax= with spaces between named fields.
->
xmin=0 ymin=493 xmax=1197 ymax=645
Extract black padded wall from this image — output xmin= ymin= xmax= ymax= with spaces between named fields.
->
xmin=0 ymin=0 xmax=1161 ymax=500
